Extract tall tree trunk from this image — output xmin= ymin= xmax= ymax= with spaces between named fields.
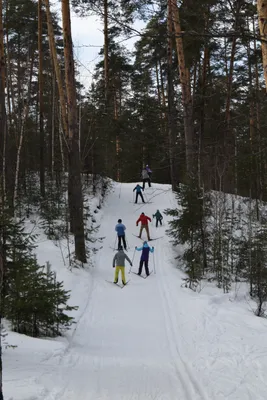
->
xmin=104 ymin=0 xmax=109 ymax=107
xmin=155 ymin=61 xmax=167 ymax=140
xmin=51 ymin=73 xmax=55 ymax=179
xmin=43 ymin=0 xmax=68 ymax=138
xmin=170 ymin=0 xmax=194 ymax=177
xmin=159 ymin=59 xmax=168 ymax=145
xmin=61 ymin=0 xmax=86 ymax=263
xmin=38 ymin=0 xmax=45 ymax=197
xmin=5 ymin=30 xmax=17 ymax=131
xmin=247 ymin=31 xmax=255 ymax=199
xmin=13 ymin=54 xmax=34 ymax=211
xmin=0 ymin=2 xmax=5 ymax=397
xmin=159 ymin=59 xmax=167 ymax=116
xmin=253 ymin=15 xmax=263 ymax=199
xmin=103 ymin=0 xmax=109 ymax=174
xmin=224 ymin=0 xmax=241 ymax=193
xmin=59 ymin=105 xmax=65 ymax=174
xmin=257 ymin=0 xmax=267 ymax=91
xmin=114 ymin=88 xmax=120 ymax=182
xmin=166 ymin=3 xmax=177 ymax=190
xmin=0 ymin=0 xmax=5 ymax=206
xmin=199 ymin=44 xmax=209 ymax=188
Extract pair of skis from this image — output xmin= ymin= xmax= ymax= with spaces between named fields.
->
xmin=129 ymin=201 xmax=153 ymax=204
xmin=132 ymin=234 xmax=164 ymax=242
xmin=131 ymin=271 xmax=153 ymax=279
xmin=109 ymin=247 xmax=129 ymax=251
xmin=105 ymin=280 xmax=130 ymax=289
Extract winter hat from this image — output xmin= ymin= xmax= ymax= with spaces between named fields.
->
xmin=143 ymin=241 xmax=147 ymax=245
xmin=118 ymin=245 xmax=123 ymax=250
xmin=118 ymin=219 xmax=122 ymax=223
xmin=141 ymin=212 xmax=144 ymax=215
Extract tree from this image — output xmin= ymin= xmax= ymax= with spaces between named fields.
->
xmin=169 ymin=0 xmax=194 ymax=177
xmin=0 ymin=1 xmax=6 ymax=395
xmin=38 ymin=0 xmax=45 ymax=197
xmin=257 ymin=0 xmax=267 ymax=91
xmin=61 ymin=0 xmax=86 ymax=263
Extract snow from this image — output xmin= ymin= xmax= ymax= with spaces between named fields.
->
xmin=4 ymin=182 xmax=267 ymax=400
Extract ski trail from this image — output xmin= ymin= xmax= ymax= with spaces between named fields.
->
xmin=38 ymin=182 xmax=209 ymax=400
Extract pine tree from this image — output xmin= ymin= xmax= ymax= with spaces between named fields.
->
xmin=0 ymin=213 xmax=77 ymax=337
xmin=166 ymin=181 xmax=211 ymax=290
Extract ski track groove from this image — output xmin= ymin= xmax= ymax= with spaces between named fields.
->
xmin=154 ymin=190 xmax=210 ymax=400
xmin=157 ymin=270 xmax=210 ymax=400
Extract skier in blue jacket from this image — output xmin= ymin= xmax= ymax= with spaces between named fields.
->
xmin=133 ymin=184 xmax=145 ymax=204
xmin=115 ymin=219 xmax=127 ymax=250
xmin=135 ymin=241 xmax=154 ymax=276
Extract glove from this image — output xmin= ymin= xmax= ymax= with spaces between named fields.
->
xmin=113 ymin=265 xmax=115 ymax=268
xmin=135 ymin=246 xmax=137 ymax=249
xmin=136 ymin=224 xmax=138 ymax=227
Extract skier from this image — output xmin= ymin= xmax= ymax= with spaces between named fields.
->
xmin=115 ymin=219 xmax=127 ymax=250
xmin=145 ymin=165 xmax=152 ymax=179
xmin=112 ymin=246 xmax=132 ymax=285
xmin=153 ymin=210 xmax=163 ymax=227
xmin=135 ymin=241 xmax=154 ymax=276
xmin=133 ymin=184 xmax=145 ymax=204
xmin=136 ymin=212 xmax=151 ymax=240
xmin=141 ymin=168 xmax=151 ymax=190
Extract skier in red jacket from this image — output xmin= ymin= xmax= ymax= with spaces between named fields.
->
xmin=136 ymin=212 xmax=151 ymax=241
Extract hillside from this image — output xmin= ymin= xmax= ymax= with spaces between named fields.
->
xmin=4 ymin=182 xmax=267 ymax=400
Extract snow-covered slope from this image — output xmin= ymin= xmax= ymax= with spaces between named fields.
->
xmin=4 ymin=182 xmax=267 ymax=400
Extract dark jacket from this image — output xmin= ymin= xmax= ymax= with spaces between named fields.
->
xmin=153 ymin=211 xmax=163 ymax=220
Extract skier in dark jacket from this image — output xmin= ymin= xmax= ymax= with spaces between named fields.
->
xmin=113 ymin=246 xmax=132 ymax=285
xmin=135 ymin=241 xmax=154 ymax=276
xmin=115 ymin=219 xmax=127 ymax=250
xmin=153 ymin=210 xmax=163 ymax=227
xmin=133 ymin=184 xmax=145 ymax=204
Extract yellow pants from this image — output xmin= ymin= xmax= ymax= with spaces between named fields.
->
xmin=114 ymin=266 xmax=126 ymax=284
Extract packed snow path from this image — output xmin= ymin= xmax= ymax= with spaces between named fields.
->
xmin=8 ymin=182 xmax=267 ymax=400
xmin=40 ymin=182 xmax=211 ymax=400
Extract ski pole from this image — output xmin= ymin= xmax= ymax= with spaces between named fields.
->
xmin=144 ymin=192 xmax=149 ymax=203
xmin=153 ymin=252 xmax=156 ymax=274
xmin=113 ymin=235 xmax=117 ymax=250
xmin=129 ymin=248 xmax=136 ymax=273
